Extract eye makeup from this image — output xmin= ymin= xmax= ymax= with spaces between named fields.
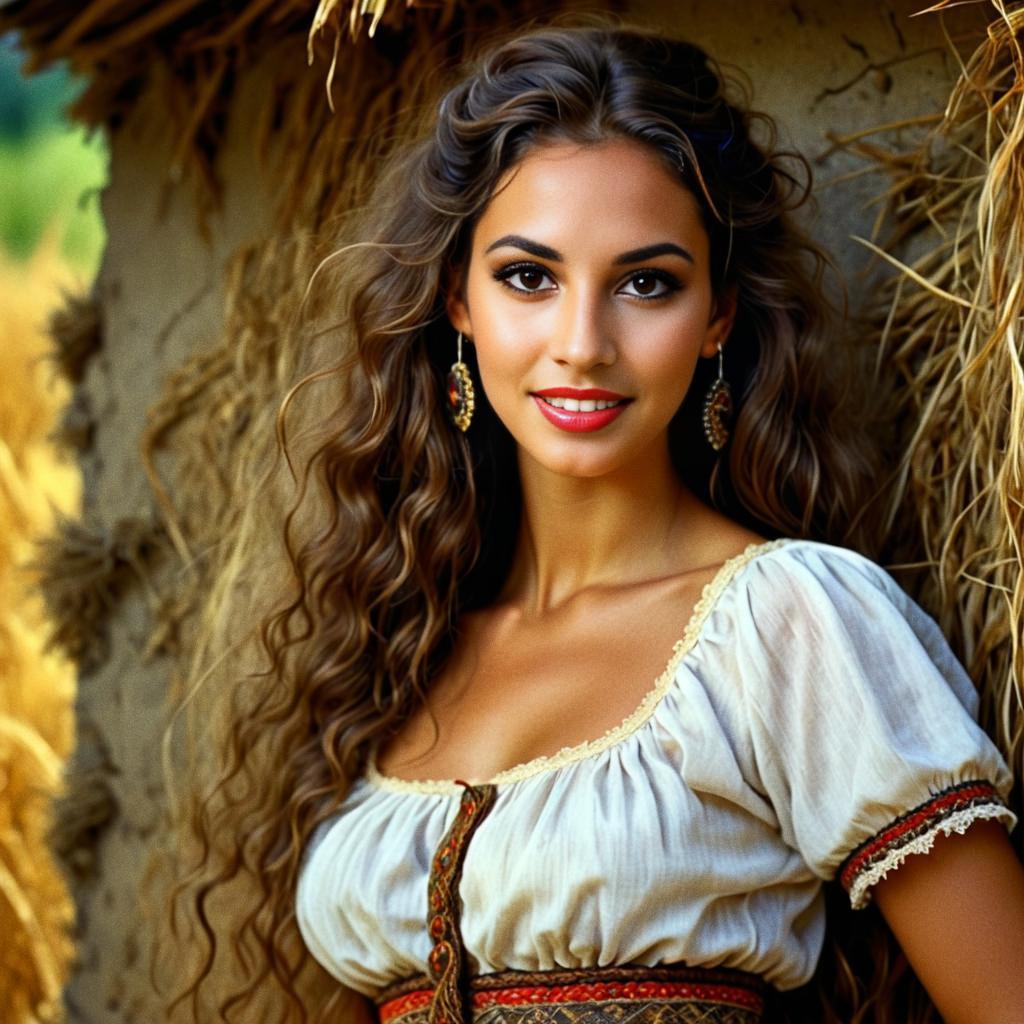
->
xmin=491 ymin=261 xmax=683 ymax=301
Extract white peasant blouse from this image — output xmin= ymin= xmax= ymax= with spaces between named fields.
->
xmin=295 ymin=538 xmax=1017 ymax=997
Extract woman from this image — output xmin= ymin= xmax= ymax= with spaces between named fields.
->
xmin=171 ymin=21 xmax=1024 ymax=1024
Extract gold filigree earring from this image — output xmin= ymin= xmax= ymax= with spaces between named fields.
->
xmin=702 ymin=342 xmax=732 ymax=451
xmin=446 ymin=331 xmax=475 ymax=432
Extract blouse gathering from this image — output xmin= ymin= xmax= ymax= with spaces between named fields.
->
xmin=295 ymin=538 xmax=1017 ymax=998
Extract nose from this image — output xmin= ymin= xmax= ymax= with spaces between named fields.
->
xmin=547 ymin=286 xmax=617 ymax=371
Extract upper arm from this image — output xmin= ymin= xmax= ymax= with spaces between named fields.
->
xmin=874 ymin=819 xmax=1024 ymax=1024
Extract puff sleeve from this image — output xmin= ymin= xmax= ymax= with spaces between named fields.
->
xmin=729 ymin=541 xmax=1017 ymax=910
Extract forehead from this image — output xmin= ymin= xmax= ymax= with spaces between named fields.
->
xmin=474 ymin=138 xmax=708 ymax=259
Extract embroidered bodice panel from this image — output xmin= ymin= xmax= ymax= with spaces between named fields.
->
xmin=296 ymin=539 xmax=1016 ymax=997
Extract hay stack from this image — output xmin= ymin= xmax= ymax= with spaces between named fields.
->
xmin=0 ymin=234 xmax=81 ymax=1023
xmin=846 ymin=0 xmax=1024 ymax=826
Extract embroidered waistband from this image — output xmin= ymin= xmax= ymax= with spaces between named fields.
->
xmin=375 ymin=963 xmax=769 ymax=1024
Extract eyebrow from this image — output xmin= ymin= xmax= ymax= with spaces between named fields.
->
xmin=483 ymin=234 xmax=694 ymax=265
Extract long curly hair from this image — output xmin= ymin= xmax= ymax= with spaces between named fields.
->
xmin=161 ymin=20 xmax=920 ymax=1024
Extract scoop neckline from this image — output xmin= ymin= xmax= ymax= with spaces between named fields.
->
xmin=365 ymin=536 xmax=794 ymax=796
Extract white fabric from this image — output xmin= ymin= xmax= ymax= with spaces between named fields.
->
xmin=295 ymin=538 xmax=1016 ymax=997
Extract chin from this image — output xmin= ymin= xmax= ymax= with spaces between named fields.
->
xmin=523 ymin=444 xmax=633 ymax=480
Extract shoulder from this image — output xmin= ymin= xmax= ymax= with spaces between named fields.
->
xmin=730 ymin=537 xmax=913 ymax=624
xmin=715 ymin=537 xmax=980 ymax=711
xmin=741 ymin=536 xmax=893 ymax=583
xmin=711 ymin=537 xmax=963 ymax=683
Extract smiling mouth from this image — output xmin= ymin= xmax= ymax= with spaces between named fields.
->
xmin=530 ymin=394 xmax=632 ymax=433
xmin=535 ymin=395 xmax=628 ymax=412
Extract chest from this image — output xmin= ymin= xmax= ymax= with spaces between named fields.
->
xmin=375 ymin=572 xmax=715 ymax=783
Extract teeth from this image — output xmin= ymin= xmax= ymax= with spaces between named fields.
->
xmin=540 ymin=396 xmax=624 ymax=411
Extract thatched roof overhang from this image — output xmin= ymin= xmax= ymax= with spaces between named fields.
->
xmin=0 ymin=0 xmax=581 ymax=228
xmin=0 ymin=0 xmax=459 ymax=124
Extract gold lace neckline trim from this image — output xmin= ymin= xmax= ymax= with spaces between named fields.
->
xmin=366 ymin=537 xmax=793 ymax=796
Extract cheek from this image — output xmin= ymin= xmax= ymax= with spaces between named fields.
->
xmin=471 ymin=336 xmax=530 ymax=412
xmin=633 ymin=322 xmax=707 ymax=391
xmin=467 ymin=296 xmax=539 ymax=391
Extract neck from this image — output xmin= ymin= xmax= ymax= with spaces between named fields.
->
xmin=500 ymin=441 xmax=702 ymax=616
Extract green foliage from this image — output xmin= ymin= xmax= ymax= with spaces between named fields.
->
xmin=0 ymin=126 xmax=107 ymax=270
xmin=0 ymin=33 xmax=107 ymax=273
xmin=0 ymin=32 xmax=84 ymax=142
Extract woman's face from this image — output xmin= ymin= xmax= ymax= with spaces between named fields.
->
xmin=447 ymin=137 xmax=735 ymax=480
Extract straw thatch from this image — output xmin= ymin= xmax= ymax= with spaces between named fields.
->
xmin=48 ymin=718 xmax=119 ymax=883
xmin=845 ymin=0 xmax=1024 ymax=828
xmin=0 ymin=0 xmax=478 ymax=230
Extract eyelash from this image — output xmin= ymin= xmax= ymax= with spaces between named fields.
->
xmin=492 ymin=261 xmax=683 ymax=301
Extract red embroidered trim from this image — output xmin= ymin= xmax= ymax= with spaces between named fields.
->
xmin=474 ymin=980 xmax=764 ymax=1011
xmin=379 ymin=980 xmax=765 ymax=1023
xmin=379 ymin=989 xmax=431 ymax=1022
xmin=424 ymin=781 xmax=498 ymax=1024
xmin=838 ymin=779 xmax=1005 ymax=893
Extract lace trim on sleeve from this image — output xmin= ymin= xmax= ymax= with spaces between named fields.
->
xmin=839 ymin=780 xmax=1016 ymax=910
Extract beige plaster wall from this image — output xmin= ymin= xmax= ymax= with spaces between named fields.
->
xmin=64 ymin=51 xmax=282 ymax=1024
xmin=64 ymin=2 xmax=985 ymax=1020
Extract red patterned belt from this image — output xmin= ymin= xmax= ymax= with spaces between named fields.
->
xmin=375 ymin=963 xmax=770 ymax=1024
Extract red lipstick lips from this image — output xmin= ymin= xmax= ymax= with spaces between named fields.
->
xmin=530 ymin=387 xmax=633 ymax=433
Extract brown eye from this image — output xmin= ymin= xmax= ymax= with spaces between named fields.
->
xmin=494 ymin=262 xmax=556 ymax=295
xmin=633 ymin=274 xmax=659 ymax=295
xmin=618 ymin=270 xmax=681 ymax=301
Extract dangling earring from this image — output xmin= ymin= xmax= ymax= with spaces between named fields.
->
xmin=446 ymin=331 xmax=475 ymax=432
xmin=702 ymin=342 xmax=732 ymax=451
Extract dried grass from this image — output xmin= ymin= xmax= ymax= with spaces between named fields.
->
xmin=848 ymin=0 xmax=1024 ymax=819
xmin=33 ymin=513 xmax=167 ymax=673
xmin=0 ymin=234 xmax=81 ymax=1024
xmin=48 ymin=290 xmax=102 ymax=386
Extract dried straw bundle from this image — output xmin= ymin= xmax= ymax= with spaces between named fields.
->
xmin=0 ymin=239 xmax=80 ymax=1024
xmin=48 ymin=292 xmax=101 ymax=385
xmin=48 ymin=719 xmax=119 ymax=884
xmin=33 ymin=514 xmax=166 ymax=673
xmin=849 ymin=0 xmax=1024 ymax=820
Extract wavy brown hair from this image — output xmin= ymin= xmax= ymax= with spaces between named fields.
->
xmin=160 ymin=19 xmax=923 ymax=1024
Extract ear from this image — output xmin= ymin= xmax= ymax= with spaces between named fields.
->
xmin=700 ymin=284 xmax=738 ymax=359
xmin=444 ymin=265 xmax=473 ymax=337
